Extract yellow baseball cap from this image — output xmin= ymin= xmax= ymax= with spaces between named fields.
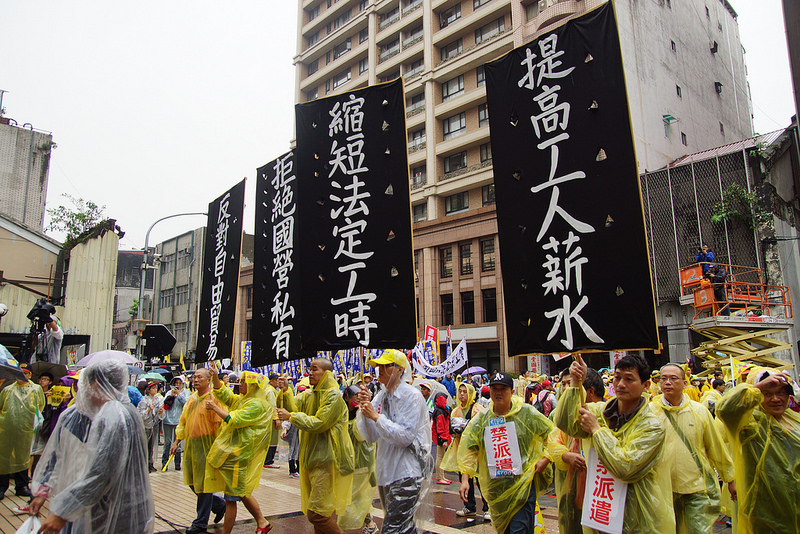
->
xmin=368 ymin=349 xmax=408 ymax=369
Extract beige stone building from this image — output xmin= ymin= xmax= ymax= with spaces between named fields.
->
xmin=293 ymin=0 xmax=752 ymax=372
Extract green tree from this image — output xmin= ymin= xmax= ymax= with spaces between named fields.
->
xmin=129 ymin=298 xmax=139 ymax=317
xmin=46 ymin=194 xmax=106 ymax=244
xmin=711 ymin=183 xmax=773 ymax=231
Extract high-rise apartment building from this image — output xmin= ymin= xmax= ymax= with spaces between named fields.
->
xmin=294 ymin=0 xmax=752 ymax=372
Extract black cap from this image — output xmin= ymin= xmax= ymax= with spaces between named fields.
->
xmin=489 ymin=372 xmax=513 ymax=388
xmin=268 ymin=373 xmax=279 ymax=380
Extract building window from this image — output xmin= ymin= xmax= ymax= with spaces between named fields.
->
xmin=676 ymin=85 xmax=682 ymax=98
xmin=482 ymin=288 xmax=497 ymax=322
xmin=442 ymin=75 xmax=464 ymax=102
xmin=307 ymin=5 xmax=319 ymax=21
xmin=671 ymin=40 xmax=676 ymax=52
xmin=461 ymin=291 xmax=475 ymax=324
xmin=440 ymin=247 xmax=453 ymax=278
xmin=246 ymin=286 xmax=253 ymax=308
xmin=307 ymin=88 xmax=318 ymax=101
xmin=358 ymin=58 xmax=368 ymax=74
xmin=160 ymin=253 xmax=175 ymax=274
xmin=359 ymin=28 xmax=369 ymax=44
xmin=410 ymin=128 xmax=426 ymax=149
xmin=414 ymin=250 xmax=420 ymax=277
xmin=480 ymin=142 xmax=492 ymax=162
xmin=474 ymin=0 xmax=492 ymax=9
xmin=411 ymin=163 xmax=426 ymax=187
xmin=360 ymin=0 xmax=369 ymax=11
xmin=475 ymin=17 xmax=504 ymax=45
xmin=307 ymin=32 xmax=319 ymax=47
xmin=177 ymin=249 xmax=192 ymax=269
xmin=406 ymin=58 xmax=424 ymax=77
xmin=159 ymin=288 xmax=173 ymax=309
xmin=333 ymin=38 xmax=351 ymax=60
xmin=380 ymin=38 xmax=400 ymax=60
xmin=174 ymin=322 xmax=187 ymax=343
xmin=444 ymin=151 xmax=467 ymax=173
xmin=526 ymin=2 xmax=539 ymax=20
xmin=719 ymin=122 xmax=725 ymax=135
xmin=476 ymin=65 xmax=485 ymax=87
xmin=443 ymin=112 xmax=466 ymax=140
xmin=381 ymin=7 xmax=400 ymax=25
xmin=175 ymin=284 xmax=189 ymax=306
xmin=439 ymin=3 xmax=461 ymax=28
xmin=405 ymin=24 xmax=424 ymax=46
xmin=441 ymin=39 xmax=463 ymax=62
xmin=460 ymin=243 xmax=473 ymax=275
xmin=681 ymin=132 xmax=687 ymax=146
xmin=482 ymin=184 xmax=495 ymax=206
xmin=481 ymin=238 xmax=495 ymax=271
xmin=307 ymin=60 xmax=319 ymax=76
xmin=445 ymin=191 xmax=469 ymax=215
xmin=441 ymin=294 xmax=454 ymax=325
xmin=478 ymin=103 xmax=489 ymax=127
xmin=334 ymin=9 xmax=352 ymax=29
xmin=412 ymin=202 xmax=427 ymax=222
xmin=332 ymin=69 xmax=351 ymax=89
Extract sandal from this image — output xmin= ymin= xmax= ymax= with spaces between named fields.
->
xmin=255 ymin=521 xmax=273 ymax=533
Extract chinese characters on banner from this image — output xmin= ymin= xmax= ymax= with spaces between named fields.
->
xmin=195 ymin=180 xmax=245 ymax=363
xmin=252 ymin=151 xmax=303 ymax=367
xmin=411 ymin=338 xmax=469 ymax=377
xmin=483 ymin=416 xmax=523 ymax=479
xmin=484 ymin=3 xmax=658 ymax=356
xmin=293 ymin=79 xmax=416 ymax=353
xmin=581 ymin=447 xmax=627 ymax=534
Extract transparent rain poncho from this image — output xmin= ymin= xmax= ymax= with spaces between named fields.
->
xmin=175 ymin=386 xmax=223 ymax=493
xmin=440 ymin=382 xmax=483 ymax=473
xmin=338 ymin=414 xmax=376 ymax=529
xmin=280 ymin=370 xmax=354 ymax=517
xmin=547 ymin=426 xmax=586 ymax=534
xmin=458 ymin=395 xmax=554 ymax=534
xmin=0 ymin=380 xmax=45 ymax=474
xmin=650 ymin=394 xmax=734 ymax=534
xmin=31 ymin=359 xmax=154 ymax=534
xmin=205 ymin=371 xmax=272 ymax=497
xmin=553 ymin=387 xmax=675 ymax=534
xmin=716 ymin=383 xmax=800 ymax=533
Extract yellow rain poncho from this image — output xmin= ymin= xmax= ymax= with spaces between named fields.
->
xmin=440 ymin=383 xmax=483 ymax=473
xmin=339 ymin=417 xmax=376 ymax=530
xmin=699 ymin=389 xmax=722 ymax=413
xmin=547 ymin=427 xmax=586 ymax=534
xmin=266 ymin=382 xmax=280 ymax=449
xmin=716 ymin=384 xmax=800 ymax=532
xmin=0 ymin=380 xmax=45 ymax=474
xmin=650 ymin=395 xmax=734 ymax=534
xmin=553 ymin=387 xmax=675 ymax=534
xmin=175 ymin=389 xmax=222 ymax=492
xmin=280 ymin=370 xmax=354 ymax=517
xmin=205 ymin=371 xmax=272 ymax=497
xmin=457 ymin=396 xmax=554 ymax=534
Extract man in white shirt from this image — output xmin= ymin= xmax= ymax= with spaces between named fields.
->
xmin=34 ymin=315 xmax=63 ymax=364
xmin=357 ymin=349 xmax=431 ymax=534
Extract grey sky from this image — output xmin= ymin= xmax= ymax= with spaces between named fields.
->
xmin=0 ymin=1 xmax=795 ymax=251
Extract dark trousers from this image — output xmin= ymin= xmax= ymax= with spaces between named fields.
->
xmin=192 ymin=491 xmax=225 ymax=530
xmin=289 ymin=459 xmax=299 ymax=474
xmin=264 ymin=445 xmax=277 ymax=465
xmin=0 ymin=470 xmax=29 ymax=494
xmin=379 ymin=477 xmax=422 ymax=534
xmin=464 ymin=477 xmax=489 ymax=513
xmin=505 ymin=480 xmax=538 ymax=534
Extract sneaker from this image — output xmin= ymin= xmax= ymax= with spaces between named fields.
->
xmin=264 ymin=464 xmax=281 ymax=469
xmin=289 ymin=473 xmax=300 ymax=479
xmin=175 ymin=465 xmax=181 ymax=471
xmin=483 ymin=512 xmax=491 ymax=521
xmin=436 ymin=480 xmax=451 ymax=485
xmin=12 ymin=505 xmax=30 ymax=514
xmin=15 ymin=487 xmax=32 ymax=497
xmin=456 ymin=508 xmax=476 ymax=517
xmin=362 ymin=520 xmax=379 ymax=534
xmin=213 ymin=507 xmax=226 ymax=524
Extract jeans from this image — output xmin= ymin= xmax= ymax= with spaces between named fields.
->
xmin=162 ymin=424 xmax=181 ymax=467
xmin=0 ymin=470 xmax=29 ymax=494
xmin=192 ymin=492 xmax=225 ymax=530
xmin=464 ymin=477 xmax=489 ymax=513
xmin=505 ymin=479 xmax=538 ymax=534
xmin=144 ymin=425 xmax=158 ymax=468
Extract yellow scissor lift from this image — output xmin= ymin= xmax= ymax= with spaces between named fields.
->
xmin=679 ymin=262 xmax=795 ymax=376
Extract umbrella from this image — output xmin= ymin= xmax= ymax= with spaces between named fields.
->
xmin=30 ymin=361 xmax=68 ymax=382
xmin=463 ymin=366 xmax=487 ymax=376
xmin=77 ymin=350 xmax=140 ymax=367
xmin=141 ymin=372 xmax=167 ymax=383
xmin=149 ymin=368 xmax=171 ymax=375
xmin=0 ymin=343 xmax=26 ymax=389
xmin=126 ymin=365 xmax=144 ymax=375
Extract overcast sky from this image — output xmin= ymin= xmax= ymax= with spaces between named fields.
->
xmin=0 ymin=0 xmax=795 ymax=251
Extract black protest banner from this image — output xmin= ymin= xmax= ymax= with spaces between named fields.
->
xmin=251 ymin=151 xmax=304 ymax=367
xmin=485 ymin=3 xmax=658 ymax=356
xmin=294 ymin=78 xmax=417 ymax=351
xmin=195 ymin=179 xmax=245 ymax=363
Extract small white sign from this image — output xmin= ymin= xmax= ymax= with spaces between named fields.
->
xmin=483 ymin=417 xmax=523 ymax=479
xmin=581 ymin=447 xmax=627 ymax=534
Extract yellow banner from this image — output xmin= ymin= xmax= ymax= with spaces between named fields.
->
xmin=48 ymin=385 xmax=70 ymax=406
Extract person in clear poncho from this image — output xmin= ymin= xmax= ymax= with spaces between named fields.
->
xmin=716 ymin=369 xmax=800 ymax=533
xmin=457 ymin=372 xmax=553 ymax=534
xmin=29 ymin=359 xmax=154 ymax=534
xmin=205 ymin=370 xmax=273 ymax=534
xmin=650 ymin=364 xmax=735 ymax=534
xmin=0 ymin=368 xmax=45 ymax=498
xmin=339 ymin=385 xmax=378 ymax=534
xmin=277 ymin=358 xmax=354 ymax=534
xmin=553 ymin=354 xmax=675 ymax=534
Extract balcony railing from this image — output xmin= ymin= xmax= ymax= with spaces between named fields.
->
xmin=402 ymin=34 xmax=423 ymax=48
xmin=406 ymin=101 xmax=425 ymax=117
xmin=437 ymin=27 xmax=509 ymax=67
xmin=437 ymin=159 xmax=493 ymax=183
xmin=379 ymin=47 xmax=401 ymax=62
xmin=403 ymin=0 xmax=423 ymax=15
xmin=408 ymin=139 xmax=427 ymax=152
xmin=379 ymin=12 xmax=400 ymax=31
xmin=411 ymin=175 xmax=427 ymax=190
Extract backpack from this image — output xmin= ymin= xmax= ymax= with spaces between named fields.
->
xmin=533 ymin=391 xmax=553 ymax=417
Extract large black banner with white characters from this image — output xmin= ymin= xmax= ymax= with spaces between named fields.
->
xmin=195 ymin=179 xmax=245 ymax=363
xmin=252 ymin=151 xmax=304 ymax=367
xmin=485 ymin=3 xmax=658 ymax=356
xmin=294 ymin=78 xmax=417 ymax=351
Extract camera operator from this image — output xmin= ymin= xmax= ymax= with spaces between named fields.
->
xmin=33 ymin=314 xmax=64 ymax=365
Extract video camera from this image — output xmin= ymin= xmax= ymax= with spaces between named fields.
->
xmin=27 ymin=298 xmax=56 ymax=331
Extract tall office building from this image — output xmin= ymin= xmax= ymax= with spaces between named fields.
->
xmin=294 ymin=0 xmax=752 ymax=371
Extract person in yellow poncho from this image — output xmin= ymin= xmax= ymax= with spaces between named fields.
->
xmin=716 ymin=369 xmax=800 ymax=533
xmin=0 ymin=368 xmax=45 ymax=498
xmin=171 ymin=368 xmax=226 ymax=534
xmin=277 ymin=358 xmax=354 ymax=534
xmin=699 ymin=379 xmax=726 ymax=416
xmin=339 ymin=385 xmax=378 ymax=534
xmin=553 ymin=354 xmax=675 ymax=534
xmin=648 ymin=370 xmax=661 ymax=397
xmin=457 ymin=372 xmax=553 ymax=534
xmin=650 ymin=364 xmax=735 ymax=534
xmin=263 ymin=373 xmax=282 ymax=469
xmin=206 ymin=370 xmax=273 ymax=534
xmin=548 ymin=368 xmax=605 ymax=534
xmin=441 ymin=382 xmax=488 ymax=520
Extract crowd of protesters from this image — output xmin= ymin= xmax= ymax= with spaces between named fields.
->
xmin=2 ymin=347 xmax=800 ymax=534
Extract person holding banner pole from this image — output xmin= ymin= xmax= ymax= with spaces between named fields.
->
xmin=457 ymin=372 xmax=554 ymax=534
xmin=553 ymin=354 xmax=675 ymax=534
